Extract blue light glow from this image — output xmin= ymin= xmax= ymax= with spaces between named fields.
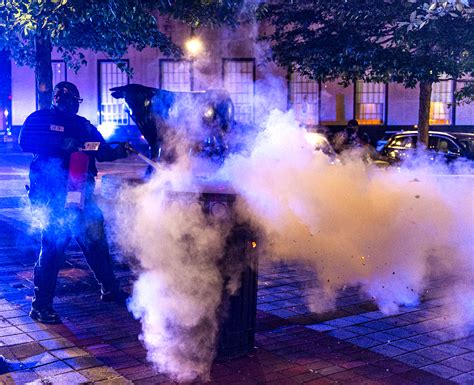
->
xmin=97 ymin=121 xmax=117 ymax=140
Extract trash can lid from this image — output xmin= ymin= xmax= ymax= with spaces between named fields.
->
xmin=165 ymin=177 xmax=236 ymax=196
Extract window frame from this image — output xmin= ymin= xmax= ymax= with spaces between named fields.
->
xmin=429 ymin=78 xmax=455 ymax=126
xmin=159 ymin=59 xmax=194 ymax=92
xmin=222 ymin=58 xmax=256 ymax=124
xmin=288 ymin=71 xmax=321 ymax=127
xmin=97 ymin=59 xmax=130 ymax=126
xmin=430 ymin=135 xmax=461 ymax=155
xmin=354 ymin=80 xmax=388 ymax=125
xmin=388 ymin=134 xmax=417 ymax=150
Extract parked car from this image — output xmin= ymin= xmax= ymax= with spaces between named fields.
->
xmin=376 ymin=131 xmax=398 ymax=151
xmin=304 ymin=131 xmax=336 ymax=157
xmin=379 ymin=131 xmax=474 ymax=164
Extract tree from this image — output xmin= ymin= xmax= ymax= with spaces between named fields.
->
xmin=260 ymin=0 xmax=474 ymax=145
xmin=0 ymin=0 xmax=245 ymax=109
xmin=407 ymin=0 xmax=474 ymax=106
xmin=407 ymin=0 xmax=472 ymax=29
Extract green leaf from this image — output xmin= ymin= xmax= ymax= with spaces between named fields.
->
xmin=0 ymin=0 xmax=244 ymax=107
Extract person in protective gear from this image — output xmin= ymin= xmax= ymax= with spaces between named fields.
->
xmin=19 ymin=81 xmax=129 ymax=324
xmin=333 ymin=119 xmax=367 ymax=153
xmin=332 ymin=119 xmax=388 ymax=163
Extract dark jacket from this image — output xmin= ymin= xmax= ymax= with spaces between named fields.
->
xmin=19 ymin=107 xmax=121 ymax=203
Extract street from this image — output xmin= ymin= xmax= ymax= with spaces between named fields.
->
xmin=0 ymin=142 xmax=473 ymax=384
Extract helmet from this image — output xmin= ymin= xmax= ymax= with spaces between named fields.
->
xmin=53 ymin=81 xmax=83 ymax=114
xmin=347 ymin=119 xmax=359 ymax=128
xmin=346 ymin=119 xmax=359 ymax=137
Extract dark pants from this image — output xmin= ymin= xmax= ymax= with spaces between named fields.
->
xmin=31 ymin=188 xmax=118 ymax=311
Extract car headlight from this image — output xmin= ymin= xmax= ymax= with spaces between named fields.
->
xmin=203 ymin=105 xmax=215 ymax=121
xmin=305 ymin=132 xmax=330 ymax=150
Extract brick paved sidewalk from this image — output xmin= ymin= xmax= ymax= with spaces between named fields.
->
xmin=0 ymin=171 xmax=473 ymax=384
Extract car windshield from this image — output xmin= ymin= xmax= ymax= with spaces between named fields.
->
xmin=388 ymin=135 xmax=416 ymax=149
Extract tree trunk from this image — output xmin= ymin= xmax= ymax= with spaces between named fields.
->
xmin=417 ymin=80 xmax=432 ymax=147
xmin=34 ymin=34 xmax=53 ymax=110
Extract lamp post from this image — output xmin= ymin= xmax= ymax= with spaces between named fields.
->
xmin=184 ymin=29 xmax=204 ymax=91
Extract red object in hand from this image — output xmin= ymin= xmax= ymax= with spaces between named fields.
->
xmin=65 ymin=151 xmax=89 ymax=210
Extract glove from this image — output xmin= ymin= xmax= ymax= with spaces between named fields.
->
xmin=113 ymin=142 xmax=129 ymax=159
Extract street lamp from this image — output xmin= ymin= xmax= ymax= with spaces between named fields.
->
xmin=185 ymin=36 xmax=204 ymax=58
xmin=184 ymin=31 xmax=204 ymax=91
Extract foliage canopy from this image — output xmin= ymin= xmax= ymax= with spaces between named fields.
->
xmin=0 ymin=0 xmax=245 ymax=107
xmin=261 ymin=0 xmax=473 ymax=87
xmin=0 ymin=0 xmax=246 ymax=68
xmin=260 ymin=0 xmax=474 ymax=143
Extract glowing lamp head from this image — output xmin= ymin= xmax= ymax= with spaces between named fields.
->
xmin=185 ymin=36 xmax=204 ymax=57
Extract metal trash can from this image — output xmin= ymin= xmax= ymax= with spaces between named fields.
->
xmin=216 ymin=221 xmax=258 ymax=359
xmin=167 ymin=185 xmax=259 ymax=360
xmin=102 ymin=175 xmax=259 ymax=359
xmin=197 ymin=189 xmax=258 ymax=359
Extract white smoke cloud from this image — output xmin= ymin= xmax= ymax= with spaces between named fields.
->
xmin=113 ymin=100 xmax=473 ymax=382
xmin=115 ymin=164 xmax=234 ymax=382
xmin=219 ymin=109 xmax=474 ymax=326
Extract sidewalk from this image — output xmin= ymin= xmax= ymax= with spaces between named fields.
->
xmin=0 ymin=154 xmax=473 ymax=384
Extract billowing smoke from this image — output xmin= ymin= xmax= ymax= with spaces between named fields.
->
xmin=115 ymin=107 xmax=472 ymax=382
xmin=115 ymin=164 xmax=234 ymax=382
xmin=220 ymin=110 xmax=473 ymax=328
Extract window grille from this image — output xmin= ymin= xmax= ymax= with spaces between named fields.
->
xmin=289 ymin=73 xmax=319 ymax=126
xmin=160 ymin=60 xmax=192 ymax=92
xmin=430 ymin=80 xmax=453 ymax=125
xmin=52 ymin=61 xmax=66 ymax=86
xmin=98 ymin=61 xmax=129 ymax=125
xmin=223 ymin=59 xmax=255 ymax=123
xmin=355 ymin=81 xmax=386 ymax=124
